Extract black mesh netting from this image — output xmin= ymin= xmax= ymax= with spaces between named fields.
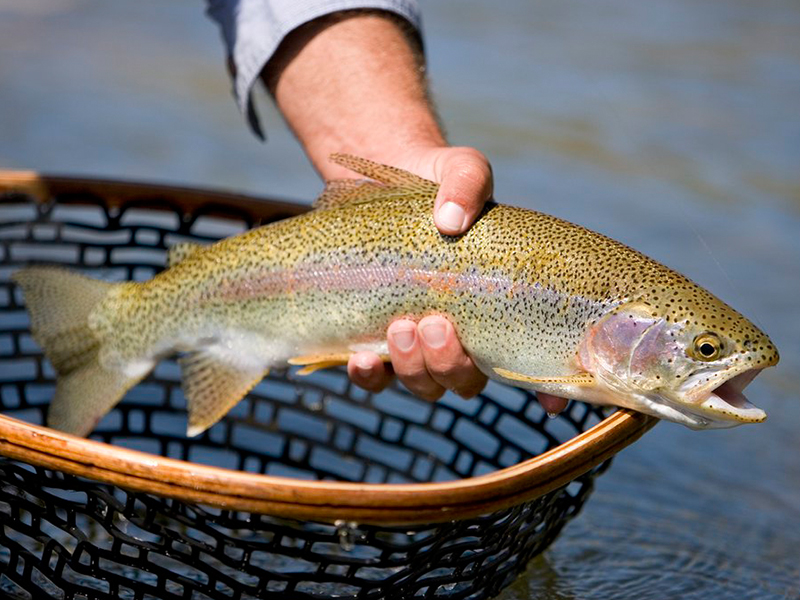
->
xmin=0 ymin=185 xmax=613 ymax=599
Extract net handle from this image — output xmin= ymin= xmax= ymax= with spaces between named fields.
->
xmin=0 ymin=411 xmax=656 ymax=525
xmin=0 ymin=170 xmax=309 ymax=223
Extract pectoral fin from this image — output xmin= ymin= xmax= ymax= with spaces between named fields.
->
xmin=494 ymin=367 xmax=596 ymax=387
xmin=289 ymin=352 xmax=391 ymax=375
xmin=180 ymin=351 xmax=268 ymax=437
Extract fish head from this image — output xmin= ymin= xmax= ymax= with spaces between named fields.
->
xmin=580 ymin=298 xmax=779 ymax=429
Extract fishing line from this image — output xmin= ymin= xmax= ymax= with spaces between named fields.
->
xmin=680 ymin=207 xmax=767 ymax=332
xmin=573 ymin=22 xmax=766 ymax=332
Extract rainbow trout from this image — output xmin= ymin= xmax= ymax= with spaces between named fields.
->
xmin=13 ymin=155 xmax=779 ymax=437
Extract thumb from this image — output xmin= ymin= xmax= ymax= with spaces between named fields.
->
xmin=433 ymin=148 xmax=493 ymax=235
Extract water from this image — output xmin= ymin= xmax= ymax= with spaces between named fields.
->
xmin=1 ymin=1 xmax=798 ymax=598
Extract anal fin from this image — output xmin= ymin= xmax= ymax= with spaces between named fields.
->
xmin=494 ymin=367 xmax=596 ymax=387
xmin=180 ymin=350 xmax=268 ymax=437
xmin=288 ymin=352 xmax=391 ymax=376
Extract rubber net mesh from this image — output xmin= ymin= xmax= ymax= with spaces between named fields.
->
xmin=0 ymin=188 xmax=611 ymax=599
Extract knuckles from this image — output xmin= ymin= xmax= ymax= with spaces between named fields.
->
xmin=441 ymin=148 xmax=493 ymax=202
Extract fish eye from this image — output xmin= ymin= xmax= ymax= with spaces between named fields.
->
xmin=692 ymin=333 xmax=723 ymax=361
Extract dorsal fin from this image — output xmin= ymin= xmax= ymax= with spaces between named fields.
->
xmin=329 ymin=154 xmax=439 ymax=193
xmin=166 ymin=242 xmax=203 ymax=268
xmin=314 ymin=179 xmax=391 ymax=210
xmin=313 ymin=154 xmax=440 ymax=210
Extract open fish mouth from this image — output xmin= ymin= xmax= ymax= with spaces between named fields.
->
xmin=695 ymin=369 xmax=766 ymax=424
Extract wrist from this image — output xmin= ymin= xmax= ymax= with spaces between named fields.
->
xmin=263 ymin=10 xmax=446 ymax=180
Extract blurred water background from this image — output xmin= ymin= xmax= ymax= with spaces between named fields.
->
xmin=1 ymin=1 xmax=798 ymax=598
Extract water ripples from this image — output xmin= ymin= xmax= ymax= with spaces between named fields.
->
xmin=502 ymin=439 xmax=800 ymax=599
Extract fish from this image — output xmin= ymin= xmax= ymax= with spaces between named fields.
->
xmin=11 ymin=154 xmax=779 ymax=437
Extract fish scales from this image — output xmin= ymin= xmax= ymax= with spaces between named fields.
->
xmin=133 ymin=201 xmax=610 ymax=371
xmin=12 ymin=154 xmax=779 ymax=436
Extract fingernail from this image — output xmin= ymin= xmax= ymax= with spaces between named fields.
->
xmin=391 ymin=327 xmax=415 ymax=352
xmin=547 ymin=412 xmax=559 ymax=420
xmin=437 ymin=201 xmax=467 ymax=233
xmin=354 ymin=356 xmax=373 ymax=377
xmin=420 ymin=321 xmax=447 ymax=349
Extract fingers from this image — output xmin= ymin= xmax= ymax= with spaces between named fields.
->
xmin=432 ymin=147 xmax=493 ymax=236
xmin=387 ymin=320 xmax=444 ymax=401
xmin=342 ymin=145 xmax=491 ymax=398
xmin=345 ymin=317 xmax=566 ymax=418
xmin=418 ymin=316 xmax=489 ymax=398
xmin=387 ymin=316 xmax=488 ymax=401
xmin=347 ymin=351 xmax=393 ymax=393
xmin=537 ymin=392 xmax=569 ymax=416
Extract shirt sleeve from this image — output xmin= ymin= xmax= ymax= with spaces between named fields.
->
xmin=205 ymin=0 xmax=423 ymax=139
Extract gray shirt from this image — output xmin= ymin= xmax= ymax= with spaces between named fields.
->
xmin=205 ymin=0 xmax=422 ymax=138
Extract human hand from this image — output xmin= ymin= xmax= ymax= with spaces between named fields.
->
xmin=265 ymin=12 xmax=569 ymax=412
xmin=347 ymin=314 xmax=487 ymax=401
xmin=346 ymin=146 xmax=490 ymax=401
xmin=392 ymin=145 xmax=494 ymax=235
xmin=345 ymin=147 xmax=570 ymax=415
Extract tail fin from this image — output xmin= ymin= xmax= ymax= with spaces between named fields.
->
xmin=12 ymin=267 xmax=147 ymax=436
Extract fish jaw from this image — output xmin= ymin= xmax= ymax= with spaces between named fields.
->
xmin=572 ymin=370 xmax=765 ymax=429
xmin=600 ymin=366 xmax=769 ymax=430
xmin=672 ymin=367 xmax=768 ymax=427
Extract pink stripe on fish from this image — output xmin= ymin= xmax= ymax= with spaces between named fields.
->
xmin=203 ymin=262 xmax=548 ymax=303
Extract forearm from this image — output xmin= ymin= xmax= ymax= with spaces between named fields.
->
xmin=211 ymin=4 xmax=502 ymax=405
xmin=263 ymin=11 xmax=445 ymax=180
